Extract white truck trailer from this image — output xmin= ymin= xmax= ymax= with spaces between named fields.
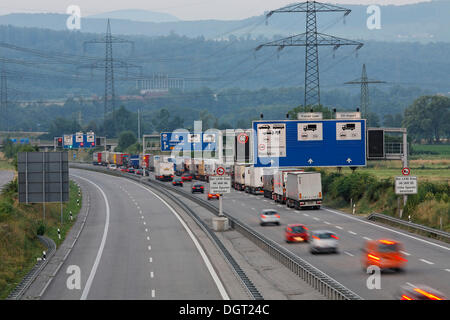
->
xmin=285 ymin=172 xmax=322 ymax=209
xmin=154 ymin=160 xmax=174 ymax=181
xmin=273 ymin=168 xmax=304 ymax=203
xmin=244 ymin=166 xmax=264 ymax=194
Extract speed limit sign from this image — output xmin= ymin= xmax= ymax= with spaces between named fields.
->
xmin=237 ymin=133 xmax=248 ymax=144
xmin=402 ymin=167 xmax=410 ymax=176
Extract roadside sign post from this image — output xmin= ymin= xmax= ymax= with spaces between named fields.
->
xmin=210 ymin=175 xmax=231 ymax=230
xmin=395 ymin=174 xmax=417 ymax=218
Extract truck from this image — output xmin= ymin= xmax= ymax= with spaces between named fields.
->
xmin=128 ymin=155 xmax=140 ymax=168
xmin=285 ymin=172 xmax=322 ymax=210
xmin=154 ymin=161 xmax=174 ymax=181
xmin=194 ymin=159 xmax=205 ymax=181
xmin=273 ymin=168 xmax=304 ymax=203
xmin=233 ymin=164 xmax=247 ymax=191
xmin=244 ymin=166 xmax=264 ymax=194
xmin=262 ymin=168 xmax=276 ymax=198
xmin=93 ymin=152 xmax=103 ymax=165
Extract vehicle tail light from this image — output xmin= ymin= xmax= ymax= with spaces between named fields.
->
xmin=312 ymin=235 xmax=319 ymax=240
xmin=413 ymin=288 xmax=443 ymax=300
xmin=319 ymin=192 xmax=322 ymax=198
xmin=299 ymin=193 xmax=302 ymax=199
xmin=300 ymin=202 xmax=305 ymax=205
xmin=171 ymin=175 xmax=174 ymax=178
xmin=261 ymin=215 xmax=266 ymax=218
xmin=368 ymin=254 xmax=380 ymax=261
xmin=317 ymin=201 xmax=322 ymax=204
xmin=379 ymin=239 xmax=395 ymax=245
xmin=331 ymin=234 xmax=339 ymax=240
xmin=192 ymin=187 xmax=195 ymax=189
xmin=200 ymin=186 xmax=204 ymax=189
xmin=304 ymin=226 xmax=308 ymax=230
xmin=275 ymin=214 xmax=280 ymax=218
xmin=401 ymin=295 xmax=413 ymax=300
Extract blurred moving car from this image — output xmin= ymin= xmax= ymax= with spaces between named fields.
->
xmin=259 ymin=209 xmax=280 ymax=226
xmin=285 ymin=224 xmax=309 ymax=243
xmin=309 ymin=230 xmax=339 ymax=254
xmin=191 ymin=184 xmax=204 ymax=194
xmin=172 ymin=178 xmax=183 ymax=186
xmin=361 ymin=239 xmax=407 ymax=272
xmin=181 ymin=174 xmax=193 ymax=182
xmin=397 ymin=284 xmax=446 ymax=300
xmin=207 ymin=193 xmax=220 ymax=200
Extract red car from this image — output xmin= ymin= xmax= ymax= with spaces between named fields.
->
xmin=207 ymin=193 xmax=220 ymax=200
xmin=285 ymin=224 xmax=309 ymax=243
xmin=181 ymin=174 xmax=193 ymax=182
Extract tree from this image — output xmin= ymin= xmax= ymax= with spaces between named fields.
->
xmin=403 ymin=95 xmax=450 ymax=143
xmin=117 ymin=131 xmax=137 ymax=151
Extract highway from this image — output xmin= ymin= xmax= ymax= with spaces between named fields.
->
xmin=152 ymin=173 xmax=450 ymax=300
xmin=41 ymin=169 xmax=228 ymax=300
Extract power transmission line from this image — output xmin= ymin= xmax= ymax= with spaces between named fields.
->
xmin=256 ymin=1 xmax=363 ymax=107
xmin=345 ymin=64 xmax=386 ymax=118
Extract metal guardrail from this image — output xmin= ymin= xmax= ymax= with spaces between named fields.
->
xmin=70 ymin=163 xmax=362 ymax=300
xmin=367 ymin=212 xmax=450 ymax=241
xmin=7 ymin=236 xmax=56 ymax=300
xmin=148 ymin=179 xmax=363 ymax=301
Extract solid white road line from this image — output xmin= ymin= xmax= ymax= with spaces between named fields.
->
xmin=72 ymin=175 xmax=110 ymax=301
xmin=419 ymin=259 xmax=434 ymax=265
xmin=128 ymin=179 xmax=230 ymax=300
xmin=324 ymin=208 xmax=450 ymax=251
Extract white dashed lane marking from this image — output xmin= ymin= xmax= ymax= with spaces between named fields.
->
xmin=335 ymin=226 xmax=343 ymax=230
xmin=348 ymin=231 xmax=357 ymax=235
xmin=419 ymin=259 xmax=434 ymax=265
xmin=363 ymin=237 xmax=372 ymax=241
xmin=344 ymin=251 xmax=354 ymax=257
xmin=400 ymin=251 xmax=410 ymax=256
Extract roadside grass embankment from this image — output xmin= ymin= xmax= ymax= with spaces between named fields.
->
xmin=0 ymin=179 xmax=81 ymax=299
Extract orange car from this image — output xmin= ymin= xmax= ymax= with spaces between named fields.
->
xmin=361 ymin=239 xmax=407 ymax=272
xmin=207 ymin=193 xmax=220 ymax=200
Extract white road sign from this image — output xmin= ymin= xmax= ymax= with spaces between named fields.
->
xmin=297 ymin=122 xmax=323 ymax=141
xmin=256 ymin=123 xmax=286 ymax=157
xmin=209 ymin=176 xmax=231 ymax=194
xmin=336 ymin=122 xmax=362 ymax=141
xmin=297 ymin=112 xmax=323 ymax=120
xmin=395 ymin=176 xmax=418 ymax=195
xmin=335 ymin=112 xmax=361 ymax=120
xmin=64 ymin=134 xmax=73 ymax=146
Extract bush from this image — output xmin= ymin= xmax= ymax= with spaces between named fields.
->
xmin=36 ymin=223 xmax=46 ymax=236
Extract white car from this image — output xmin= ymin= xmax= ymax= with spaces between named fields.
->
xmin=108 ymin=164 xmax=117 ymax=170
xmin=309 ymin=230 xmax=339 ymax=254
xmin=259 ymin=209 xmax=280 ymax=226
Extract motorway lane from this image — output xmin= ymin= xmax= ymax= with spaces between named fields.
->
xmin=158 ymin=175 xmax=450 ymax=300
xmin=43 ymin=169 xmax=224 ymax=300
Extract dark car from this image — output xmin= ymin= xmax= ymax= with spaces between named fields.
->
xmin=128 ymin=168 xmax=135 ymax=174
xmin=172 ymin=178 xmax=183 ymax=186
xmin=191 ymin=184 xmax=204 ymax=194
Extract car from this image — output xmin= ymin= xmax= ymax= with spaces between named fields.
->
xmin=120 ymin=167 xmax=128 ymax=172
xmin=181 ymin=174 xmax=193 ymax=182
xmin=285 ymin=224 xmax=309 ymax=243
xmin=192 ymin=184 xmax=204 ymax=194
xmin=135 ymin=169 xmax=143 ymax=175
xmin=309 ymin=230 xmax=339 ymax=254
xmin=397 ymin=284 xmax=446 ymax=300
xmin=361 ymin=239 xmax=407 ymax=272
xmin=207 ymin=193 xmax=220 ymax=200
xmin=172 ymin=178 xmax=183 ymax=186
xmin=108 ymin=164 xmax=117 ymax=170
xmin=259 ymin=209 xmax=280 ymax=226
xmin=128 ymin=168 xmax=135 ymax=174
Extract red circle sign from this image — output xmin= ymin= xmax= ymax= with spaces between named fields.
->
xmin=402 ymin=167 xmax=410 ymax=176
xmin=237 ymin=133 xmax=249 ymax=144
xmin=217 ymin=167 xmax=225 ymax=176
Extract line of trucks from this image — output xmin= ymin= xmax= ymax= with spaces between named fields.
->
xmin=93 ymin=152 xmax=322 ymax=209
xmin=233 ymin=165 xmax=322 ymax=210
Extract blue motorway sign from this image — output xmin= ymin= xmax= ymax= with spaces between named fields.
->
xmin=63 ymin=133 xmax=96 ymax=149
xmin=160 ymin=131 xmax=218 ymax=152
xmin=252 ymin=120 xmax=366 ymax=168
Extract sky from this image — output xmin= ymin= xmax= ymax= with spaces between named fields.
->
xmin=0 ymin=0 xmax=433 ymax=20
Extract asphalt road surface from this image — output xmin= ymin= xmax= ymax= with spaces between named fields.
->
xmin=42 ymin=169 xmax=226 ymax=300
xmin=155 ymin=174 xmax=450 ymax=300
